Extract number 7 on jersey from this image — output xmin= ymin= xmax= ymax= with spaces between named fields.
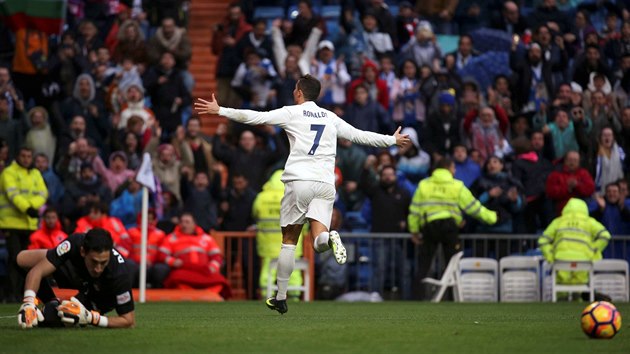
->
xmin=308 ymin=124 xmax=325 ymax=155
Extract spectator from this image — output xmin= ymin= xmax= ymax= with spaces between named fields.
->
xmin=453 ymin=144 xmax=481 ymax=188
xmin=424 ymin=90 xmax=459 ymax=160
xmin=56 ymin=136 xmax=97 ymax=182
xmin=490 ymin=1 xmax=528 ymax=36
xmin=347 ymin=60 xmax=389 ymax=110
xmin=399 ymin=21 xmax=442 ymax=70
xmin=34 ymin=153 xmax=64 ymax=208
xmin=212 ymin=125 xmax=286 ymax=192
xmin=175 ymin=117 xmax=215 ymax=176
xmin=110 ymin=178 xmax=144 ymax=228
xmin=76 ymin=20 xmax=103 ymax=59
xmin=511 ymin=137 xmax=554 ymax=233
xmin=10 ymin=28 xmax=49 ymax=106
xmin=147 ymin=137 xmax=183 ymax=203
xmin=119 ymin=209 xmax=170 ymax=288
xmin=61 ymin=162 xmax=112 ymax=223
xmin=24 ymin=106 xmax=56 ymax=164
xmin=472 ymin=156 xmax=525 ymax=234
xmin=27 ymin=208 xmax=67 ymax=250
xmin=343 ymin=84 xmax=392 ymax=138
xmin=285 ymin=0 xmax=324 ymax=47
xmin=465 ymin=107 xmax=511 ymax=161
xmin=390 ymin=60 xmax=426 ymax=130
xmin=587 ymin=89 xmax=622 ymax=140
xmin=182 ymin=171 xmax=221 ymax=232
xmin=312 ymin=40 xmax=352 ymax=108
xmin=395 ymin=1 xmax=421 ymax=49
xmin=47 ymin=42 xmax=89 ymax=103
xmin=0 ymin=65 xmax=25 ymax=120
xmin=415 ymin=0 xmax=458 ymax=34
xmin=365 ymin=0 xmax=397 ymax=46
xmin=61 ymin=74 xmax=109 ymax=150
xmin=450 ymin=35 xmax=478 ymax=71
xmin=253 ymin=170 xmax=303 ymax=295
xmin=360 ymin=162 xmax=411 ymax=295
xmin=211 ymin=3 xmax=252 ymax=109
xmin=75 ymin=201 xmax=129 ymax=254
xmin=147 ymin=17 xmax=192 ymax=72
xmin=117 ymin=81 xmax=154 ymax=131
xmin=220 ymin=173 xmax=256 ymax=232
xmin=112 ymin=20 xmax=148 ymax=65
xmin=534 ymin=108 xmax=589 ymax=161
xmin=527 ymin=0 xmax=570 ymax=33
xmin=348 ymin=11 xmax=395 ymax=66
xmin=0 ymin=94 xmax=25 ymax=160
xmin=394 ymin=127 xmax=431 ymax=185
xmin=231 ymin=49 xmax=277 ymax=109
xmin=510 ymin=42 xmax=554 ymax=114
xmin=0 ymin=147 xmax=47 ymax=302
xmin=593 ymin=127 xmax=626 ymax=193
xmin=546 ymin=150 xmax=596 ymax=215
xmin=565 ymin=9 xmax=597 ymax=56
xmin=143 ymin=51 xmax=191 ymax=138
xmin=92 ymin=151 xmax=136 ymax=193
xmin=572 ymin=45 xmax=613 ymax=90
xmin=589 ymin=182 xmax=630 ymax=239
xmin=235 ymin=19 xmax=273 ymax=66
xmin=160 ymin=213 xmax=230 ymax=298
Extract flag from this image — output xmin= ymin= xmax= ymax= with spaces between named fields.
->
xmin=0 ymin=0 xmax=67 ymax=35
xmin=136 ymin=152 xmax=156 ymax=192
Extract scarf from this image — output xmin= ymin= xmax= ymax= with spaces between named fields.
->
xmin=470 ymin=120 xmax=502 ymax=161
xmin=155 ymin=27 xmax=184 ymax=50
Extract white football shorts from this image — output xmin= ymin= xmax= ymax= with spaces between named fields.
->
xmin=280 ymin=180 xmax=335 ymax=230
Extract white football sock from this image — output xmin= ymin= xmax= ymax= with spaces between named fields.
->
xmin=313 ymin=231 xmax=330 ymax=252
xmin=275 ymin=243 xmax=296 ymax=301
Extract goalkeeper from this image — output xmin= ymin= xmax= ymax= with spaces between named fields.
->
xmin=16 ymin=228 xmax=135 ymax=329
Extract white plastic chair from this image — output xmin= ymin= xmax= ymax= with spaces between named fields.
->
xmin=594 ymin=259 xmax=629 ymax=302
xmin=422 ymin=251 xmax=464 ymax=302
xmin=499 ymin=256 xmax=541 ymax=302
xmin=459 ymin=258 xmax=499 ymax=302
xmin=266 ymin=258 xmax=311 ymax=301
xmin=551 ymin=261 xmax=594 ymax=302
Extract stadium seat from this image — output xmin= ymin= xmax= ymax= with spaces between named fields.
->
xmin=266 ymin=258 xmax=311 ymax=301
xmin=499 ymin=256 xmax=540 ymax=302
xmin=459 ymin=258 xmax=499 ymax=302
xmin=593 ymin=259 xmax=629 ymax=302
xmin=254 ymin=6 xmax=285 ymax=30
xmin=422 ymin=251 xmax=464 ymax=303
xmin=321 ymin=5 xmax=341 ymax=20
xmin=550 ymin=261 xmax=594 ymax=302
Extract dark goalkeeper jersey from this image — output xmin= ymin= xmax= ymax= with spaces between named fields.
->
xmin=46 ymin=233 xmax=135 ymax=315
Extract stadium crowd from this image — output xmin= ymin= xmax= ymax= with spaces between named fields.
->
xmin=1 ymin=0 xmax=630 ymax=302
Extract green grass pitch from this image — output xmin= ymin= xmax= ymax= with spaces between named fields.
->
xmin=1 ymin=302 xmax=629 ymax=353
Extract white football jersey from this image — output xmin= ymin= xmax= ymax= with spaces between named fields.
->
xmin=218 ymin=101 xmax=396 ymax=185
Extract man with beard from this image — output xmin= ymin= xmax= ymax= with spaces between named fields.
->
xmin=510 ymin=42 xmax=554 ymax=113
xmin=572 ymin=45 xmax=613 ymax=90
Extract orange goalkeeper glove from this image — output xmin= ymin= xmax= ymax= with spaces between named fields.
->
xmin=17 ymin=291 xmax=44 ymax=329
xmin=57 ymin=297 xmax=107 ymax=327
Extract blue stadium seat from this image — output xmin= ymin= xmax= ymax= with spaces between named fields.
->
xmin=321 ymin=5 xmax=341 ymax=20
xmin=388 ymin=5 xmax=399 ymax=16
xmin=253 ymin=6 xmax=285 ymax=20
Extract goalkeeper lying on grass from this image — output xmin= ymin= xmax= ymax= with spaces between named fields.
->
xmin=16 ymin=228 xmax=135 ymax=328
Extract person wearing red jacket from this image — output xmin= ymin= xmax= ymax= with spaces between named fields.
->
xmin=546 ymin=150 xmax=595 ymax=216
xmin=159 ymin=213 xmax=230 ymax=298
xmin=119 ymin=209 xmax=170 ymax=288
xmin=28 ymin=208 xmax=68 ymax=250
xmin=347 ymin=60 xmax=389 ymax=110
xmin=75 ymin=202 xmax=130 ymax=258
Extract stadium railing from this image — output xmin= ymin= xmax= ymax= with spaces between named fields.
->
xmin=209 ymin=231 xmax=630 ymax=300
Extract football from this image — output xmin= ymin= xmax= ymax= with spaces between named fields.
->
xmin=581 ymin=301 xmax=622 ymax=339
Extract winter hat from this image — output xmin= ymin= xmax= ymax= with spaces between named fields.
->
xmin=438 ymin=90 xmax=456 ymax=106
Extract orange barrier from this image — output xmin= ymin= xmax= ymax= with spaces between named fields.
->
xmin=54 ymin=288 xmax=224 ymax=302
xmin=210 ymin=230 xmax=315 ymax=301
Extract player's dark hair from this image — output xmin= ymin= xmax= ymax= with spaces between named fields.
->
xmin=297 ymin=74 xmax=321 ymax=101
xmin=434 ymin=156 xmax=454 ymax=170
xmin=82 ymin=228 xmax=113 ymax=253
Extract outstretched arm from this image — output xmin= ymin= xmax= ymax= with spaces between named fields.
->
xmin=335 ymin=118 xmax=410 ymax=148
xmin=194 ymin=94 xmax=291 ymax=126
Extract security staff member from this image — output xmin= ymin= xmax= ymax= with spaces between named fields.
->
xmin=16 ymin=228 xmax=135 ymax=329
xmin=538 ymin=198 xmax=610 ymax=289
xmin=252 ymin=170 xmax=303 ymax=296
xmin=408 ymin=157 xmax=497 ymax=300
